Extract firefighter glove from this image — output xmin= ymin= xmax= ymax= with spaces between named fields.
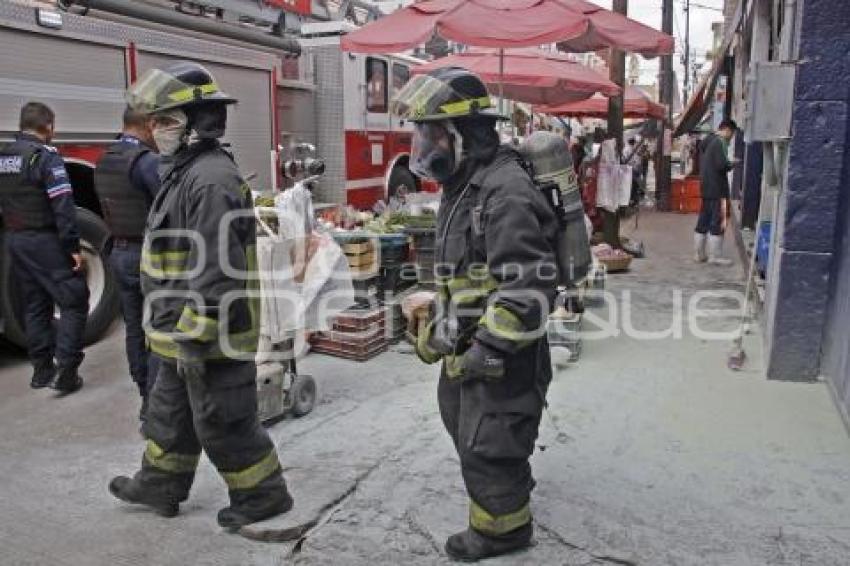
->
xmin=463 ymin=340 xmax=506 ymax=381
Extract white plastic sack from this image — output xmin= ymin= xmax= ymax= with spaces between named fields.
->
xmin=300 ymin=232 xmax=355 ymax=332
xmin=256 ymin=234 xmax=302 ymax=343
xmin=255 ymin=214 xmax=355 ymax=347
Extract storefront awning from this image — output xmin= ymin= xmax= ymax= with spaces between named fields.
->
xmin=673 ymin=0 xmax=745 ymax=137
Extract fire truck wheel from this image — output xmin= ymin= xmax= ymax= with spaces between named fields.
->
xmin=289 ymin=374 xmax=317 ymax=418
xmin=0 ymin=208 xmax=120 ymax=348
xmin=388 ymin=166 xmax=418 ymax=199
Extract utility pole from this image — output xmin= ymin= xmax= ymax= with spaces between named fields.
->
xmin=656 ymin=0 xmax=674 ymax=211
xmin=683 ymin=0 xmax=690 ymax=102
xmin=601 ymin=0 xmax=627 ymax=248
xmin=607 ymin=0 xmax=627 ymax=154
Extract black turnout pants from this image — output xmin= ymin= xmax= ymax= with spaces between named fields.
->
xmin=135 ymin=360 xmax=287 ymax=507
xmin=438 ymin=339 xmax=551 ymax=531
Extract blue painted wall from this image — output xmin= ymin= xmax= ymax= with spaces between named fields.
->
xmin=765 ymin=0 xmax=850 ymax=384
xmin=819 ymin=0 xmax=850 ymax=419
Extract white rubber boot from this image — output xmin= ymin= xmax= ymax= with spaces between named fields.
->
xmin=708 ymin=234 xmax=733 ymax=266
xmin=693 ymin=232 xmax=708 ymax=263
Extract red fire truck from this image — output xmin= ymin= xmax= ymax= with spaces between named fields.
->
xmin=300 ymin=21 xmax=423 ymax=209
xmin=0 ymin=1 xmax=424 ymax=346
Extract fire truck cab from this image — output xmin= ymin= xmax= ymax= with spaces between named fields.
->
xmin=300 ymin=22 xmax=423 ymax=209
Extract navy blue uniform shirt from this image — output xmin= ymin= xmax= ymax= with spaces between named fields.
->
xmin=119 ymin=134 xmax=161 ymax=201
xmin=16 ymin=133 xmax=80 ymax=254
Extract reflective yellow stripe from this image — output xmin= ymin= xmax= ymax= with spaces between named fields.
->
xmin=416 ymin=320 xmax=443 ymax=365
xmin=444 ymin=354 xmax=464 ymax=379
xmin=446 ymin=274 xmax=498 ymax=296
xmin=167 ymin=83 xmax=219 ymax=103
xmin=144 ymin=439 xmax=200 ymax=474
xmin=175 ymin=305 xmax=219 ymax=343
xmin=469 ymin=500 xmax=531 ymax=536
xmin=479 ymin=305 xmax=532 ymax=347
xmin=439 ymin=96 xmax=493 ymax=117
xmin=140 ymin=249 xmax=190 ymax=278
xmin=221 ymin=450 xmax=280 ymax=491
xmin=147 ymin=328 xmax=258 ymax=360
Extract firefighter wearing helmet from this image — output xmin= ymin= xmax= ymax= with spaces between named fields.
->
xmin=393 ymin=67 xmax=559 ymax=561
xmin=109 ymin=62 xmax=293 ymax=529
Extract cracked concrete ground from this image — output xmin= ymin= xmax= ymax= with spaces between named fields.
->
xmin=1 ymin=211 xmax=849 ymax=565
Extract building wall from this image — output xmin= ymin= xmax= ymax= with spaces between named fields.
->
xmin=815 ymin=0 xmax=850 ymax=420
xmin=763 ymin=0 xmax=850 ymax=386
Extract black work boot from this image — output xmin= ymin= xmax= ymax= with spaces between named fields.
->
xmin=51 ymin=363 xmax=83 ymax=394
xmin=108 ymin=476 xmax=179 ymax=518
xmin=445 ymin=523 xmax=533 ymax=562
xmin=30 ymin=360 xmax=56 ymax=389
xmin=217 ymin=488 xmax=294 ymax=530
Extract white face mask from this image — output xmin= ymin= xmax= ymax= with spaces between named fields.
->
xmin=151 ymin=109 xmax=188 ymax=156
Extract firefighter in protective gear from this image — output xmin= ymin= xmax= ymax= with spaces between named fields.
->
xmin=394 ymin=67 xmax=559 ymax=561
xmin=95 ymin=106 xmax=161 ymax=420
xmin=0 ymin=102 xmax=88 ymax=393
xmin=108 ymin=62 xmax=293 ymax=528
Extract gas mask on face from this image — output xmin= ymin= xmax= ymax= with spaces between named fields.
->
xmin=410 ymin=121 xmax=464 ymax=183
xmin=151 ymin=109 xmax=189 ymax=156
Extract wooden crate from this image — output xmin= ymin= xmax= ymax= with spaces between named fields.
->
xmin=342 ymin=241 xmax=373 ymax=255
xmin=347 ymin=251 xmax=376 ymax=267
xmin=334 ymin=306 xmax=386 ymax=331
xmin=310 ymin=326 xmax=389 ymax=361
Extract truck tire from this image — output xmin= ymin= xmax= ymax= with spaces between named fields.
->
xmin=0 ymin=208 xmax=119 ymax=348
xmin=388 ymin=166 xmax=418 ymax=200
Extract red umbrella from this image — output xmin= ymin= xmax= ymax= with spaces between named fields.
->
xmin=556 ymin=0 xmax=675 ymax=58
xmin=411 ymin=49 xmax=620 ymax=106
xmin=340 ymin=0 xmax=673 ymax=58
xmin=538 ymin=86 xmax=666 ymax=119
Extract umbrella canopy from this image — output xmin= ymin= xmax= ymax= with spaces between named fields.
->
xmin=555 ymin=0 xmax=675 ymax=58
xmin=411 ymin=48 xmax=620 ymax=106
xmin=340 ymin=0 xmax=673 ymax=58
xmin=537 ymin=86 xmax=666 ymax=119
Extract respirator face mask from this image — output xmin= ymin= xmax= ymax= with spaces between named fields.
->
xmin=410 ymin=121 xmax=464 ymax=183
xmin=151 ymin=108 xmax=189 ymax=156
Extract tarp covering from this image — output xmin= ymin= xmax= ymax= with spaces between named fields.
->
xmin=341 ymin=0 xmax=673 ymax=58
xmin=411 ymin=48 xmax=620 ymax=106
xmin=537 ymin=86 xmax=665 ymax=119
xmin=673 ymin=0 xmax=744 ymax=136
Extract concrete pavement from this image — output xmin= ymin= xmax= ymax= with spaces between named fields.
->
xmin=1 ymin=211 xmax=849 ymax=565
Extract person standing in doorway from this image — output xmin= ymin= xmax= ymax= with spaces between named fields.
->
xmin=694 ymin=119 xmax=737 ymax=265
xmin=0 ymin=102 xmax=88 ymax=394
xmin=95 ymin=107 xmax=161 ymax=421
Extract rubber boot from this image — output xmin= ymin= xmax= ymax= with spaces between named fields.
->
xmin=51 ymin=363 xmax=83 ymax=394
xmin=108 ymin=476 xmax=179 ymax=518
xmin=445 ymin=523 xmax=533 ymax=562
xmin=217 ymin=488 xmax=294 ymax=530
xmin=693 ymin=232 xmax=708 ymax=263
xmin=30 ymin=359 xmax=56 ymax=389
xmin=707 ymin=234 xmax=733 ymax=266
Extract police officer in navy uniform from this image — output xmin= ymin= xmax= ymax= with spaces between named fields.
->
xmin=0 ymin=102 xmax=88 ymax=393
xmin=95 ymin=107 xmax=161 ymax=419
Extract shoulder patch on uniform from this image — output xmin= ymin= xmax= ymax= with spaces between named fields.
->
xmin=51 ymin=166 xmax=68 ymax=179
xmin=0 ymin=155 xmax=23 ymax=174
xmin=43 ymin=144 xmax=58 ymax=153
